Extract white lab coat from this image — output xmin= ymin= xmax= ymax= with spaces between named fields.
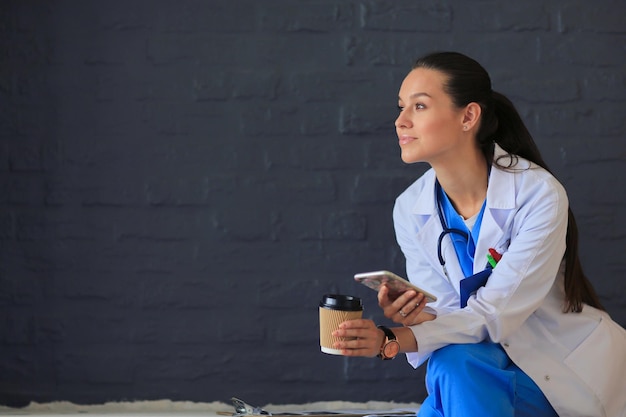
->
xmin=393 ymin=145 xmax=626 ymax=417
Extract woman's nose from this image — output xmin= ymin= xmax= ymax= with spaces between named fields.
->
xmin=395 ymin=111 xmax=411 ymax=129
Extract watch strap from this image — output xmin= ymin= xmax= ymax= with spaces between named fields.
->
xmin=377 ymin=325 xmax=398 ymax=360
xmin=378 ymin=325 xmax=396 ymax=341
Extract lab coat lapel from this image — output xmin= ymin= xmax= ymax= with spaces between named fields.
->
xmin=411 ymin=172 xmax=465 ymax=283
xmin=473 ymin=147 xmax=517 ymax=273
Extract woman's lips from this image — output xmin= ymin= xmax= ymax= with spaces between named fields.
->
xmin=399 ymin=135 xmax=415 ymax=145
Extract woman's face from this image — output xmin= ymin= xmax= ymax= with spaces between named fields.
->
xmin=395 ymin=68 xmax=467 ymax=165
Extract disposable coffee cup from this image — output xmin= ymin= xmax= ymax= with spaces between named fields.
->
xmin=319 ymin=294 xmax=363 ymax=355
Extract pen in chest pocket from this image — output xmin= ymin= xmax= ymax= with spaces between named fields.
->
xmin=486 ymin=247 xmax=502 ymax=269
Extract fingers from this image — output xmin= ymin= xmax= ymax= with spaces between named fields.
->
xmin=382 ymin=289 xmax=423 ymax=323
xmin=401 ymin=293 xmax=426 ymax=319
xmin=399 ymin=293 xmax=437 ymax=325
xmin=336 ymin=318 xmax=371 ymax=329
xmin=332 ymin=320 xmax=382 ymax=357
xmin=396 ymin=292 xmax=424 ymax=318
xmin=377 ymin=284 xmax=392 ymax=307
xmin=383 ymin=290 xmax=419 ymax=321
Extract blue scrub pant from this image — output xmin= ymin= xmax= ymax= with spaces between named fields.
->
xmin=418 ymin=342 xmax=558 ymax=417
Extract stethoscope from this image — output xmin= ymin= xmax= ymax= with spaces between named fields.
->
xmin=435 ymin=182 xmax=470 ymax=281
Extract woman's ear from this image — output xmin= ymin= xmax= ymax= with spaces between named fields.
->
xmin=461 ymin=102 xmax=482 ymax=131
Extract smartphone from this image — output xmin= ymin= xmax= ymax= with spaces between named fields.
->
xmin=354 ymin=270 xmax=437 ymax=303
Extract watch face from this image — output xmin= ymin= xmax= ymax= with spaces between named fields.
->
xmin=383 ymin=340 xmax=400 ymax=359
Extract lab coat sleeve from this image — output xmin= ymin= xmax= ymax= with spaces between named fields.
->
xmin=404 ymin=170 xmax=569 ymax=367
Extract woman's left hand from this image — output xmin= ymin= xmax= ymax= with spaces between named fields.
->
xmin=331 ymin=319 xmax=384 ymax=357
xmin=378 ymin=285 xmax=435 ymax=326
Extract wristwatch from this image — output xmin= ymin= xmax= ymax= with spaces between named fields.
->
xmin=377 ymin=325 xmax=400 ymax=360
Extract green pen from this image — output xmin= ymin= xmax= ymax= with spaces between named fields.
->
xmin=486 ymin=253 xmax=497 ymax=268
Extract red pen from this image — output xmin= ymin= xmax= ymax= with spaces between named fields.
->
xmin=489 ymin=248 xmax=502 ymax=263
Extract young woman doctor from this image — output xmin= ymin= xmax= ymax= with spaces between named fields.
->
xmin=332 ymin=52 xmax=626 ymax=417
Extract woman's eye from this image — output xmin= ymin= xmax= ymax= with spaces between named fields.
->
xmin=397 ymin=105 xmax=404 ymax=112
xmin=415 ymin=103 xmax=425 ymax=110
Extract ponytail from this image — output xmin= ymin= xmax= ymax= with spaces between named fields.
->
xmin=478 ymin=92 xmax=547 ymax=168
xmin=482 ymin=92 xmax=605 ymax=313
xmin=564 ymin=211 xmax=605 ymax=311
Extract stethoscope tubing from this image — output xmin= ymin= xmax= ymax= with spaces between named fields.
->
xmin=435 ymin=182 xmax=470 ymax=273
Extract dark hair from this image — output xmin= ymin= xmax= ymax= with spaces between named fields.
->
xmin=413 ymin=51 xmax=604 ymax=313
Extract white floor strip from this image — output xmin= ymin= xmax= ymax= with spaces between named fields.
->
xmin=0 ymin=401 xmax=422 ymax=417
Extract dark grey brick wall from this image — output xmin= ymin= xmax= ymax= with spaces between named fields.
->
xmin=1 ymin=0 xmax=625 ymax=408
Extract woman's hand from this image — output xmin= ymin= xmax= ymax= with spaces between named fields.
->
xmin=332 ymin=319 xmax=384 ymax=357
xmin=378 ymin=285 xmax=436 ymax=325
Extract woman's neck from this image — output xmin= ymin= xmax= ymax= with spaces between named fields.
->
xmin=434 ymin=152 xmax=489 ymax=219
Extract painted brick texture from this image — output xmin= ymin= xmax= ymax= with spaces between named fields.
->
xmin=1 ymin=0 xmax=625 ymax=408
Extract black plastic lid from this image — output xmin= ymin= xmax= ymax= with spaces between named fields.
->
xmin=319 ymin=294 xmax=363 ymax=311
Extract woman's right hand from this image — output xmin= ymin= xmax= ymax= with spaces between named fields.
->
xmin=378 ymin=284 xmax=436 ymax=326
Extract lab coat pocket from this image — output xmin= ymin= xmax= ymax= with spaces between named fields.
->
xmin=563 ymin=314 xmax=626 ymax=415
